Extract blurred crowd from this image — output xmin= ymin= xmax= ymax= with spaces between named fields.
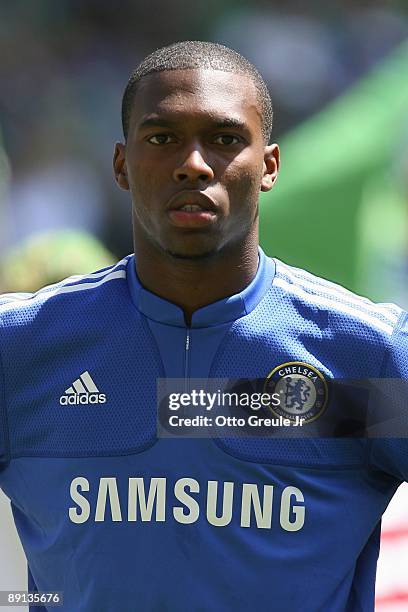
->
xmin=0 ymin=0 xmax=407 ymax=268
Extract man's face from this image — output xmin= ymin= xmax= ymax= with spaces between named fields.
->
xmin=114 ymin=68 xmax=279 ymax=259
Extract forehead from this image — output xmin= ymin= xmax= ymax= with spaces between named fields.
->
xmin=129 ymin=69 xmax=262 ymax=130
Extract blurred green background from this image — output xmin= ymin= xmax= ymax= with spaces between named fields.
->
xmin=260 ymin=40 xmax=408 ymax=304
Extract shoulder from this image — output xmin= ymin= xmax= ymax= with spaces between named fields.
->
xmin=0 ymin=256 xmax=132 ymax=330
xmin=272 ymin=258 xmax=404 ymax=338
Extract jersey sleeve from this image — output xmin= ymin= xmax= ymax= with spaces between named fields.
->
xmin=369 ymin=310 xmax=408 ymax=481
xmin=0 ymin=323 xmax=9 ymax=474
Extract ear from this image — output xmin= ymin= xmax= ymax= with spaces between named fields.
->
xmin=113 ymin=143 xmax=130 ymax=191
xmin=261 ymin=143 xmax=280 ymax=192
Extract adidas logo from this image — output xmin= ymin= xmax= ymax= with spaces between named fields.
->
xmin=60 ymin=371 xmax=107 ymax=405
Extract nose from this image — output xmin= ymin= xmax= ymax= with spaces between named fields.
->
xmin=173 ymin=146 xmax=214 ymax=184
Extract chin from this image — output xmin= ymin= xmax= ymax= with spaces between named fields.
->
xmin=163 ymin=239 xmax=221 ymax=261
xmin=165 ymin=248 xmax=218 ymax=261
xmin=159 ymin=233 xmax=223 ymax=261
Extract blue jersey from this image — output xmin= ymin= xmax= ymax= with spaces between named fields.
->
xmin=0 ymin=248 xmax=407 ymax=612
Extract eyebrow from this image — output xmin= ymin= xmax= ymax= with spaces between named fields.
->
xmin=212 ymin=118 xmax=248 ymax=130
xmin=138 ymin=118 xmax=176 ymax=129
xmin=138 ymin=116 xmax=249 ymax=131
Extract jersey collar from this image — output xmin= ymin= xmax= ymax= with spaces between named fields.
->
xmin=127 ymin=247 xmax=275 ymax=328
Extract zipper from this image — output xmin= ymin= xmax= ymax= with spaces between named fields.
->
xmin=184 ymin=328 xmax=191 ymax=391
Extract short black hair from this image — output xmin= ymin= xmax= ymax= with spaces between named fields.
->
xmin=121 ymin=41 xmax=273 ymax=144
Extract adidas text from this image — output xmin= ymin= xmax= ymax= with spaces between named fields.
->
xmin=60 ymin=393 xmax=107 ymax=405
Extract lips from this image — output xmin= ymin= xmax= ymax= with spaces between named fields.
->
xmin=166 ymin=191 xmax=218 ymax=229
xmin=166 ymin=191 xmax=218 ymax=213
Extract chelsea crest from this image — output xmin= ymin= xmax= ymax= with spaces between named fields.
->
xmin=264 ymin=361 xmax=328 ymax=424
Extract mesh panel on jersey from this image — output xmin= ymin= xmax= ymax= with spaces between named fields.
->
xmin=209 ymin=286 xmax=385 ymax=466
xmin=211 ymin=285 xmax=387 ymax=379
xmin=382 ymin=311 xmax=408 ymax=377
xmin=2 ymin=278 xmax=162 ymax=456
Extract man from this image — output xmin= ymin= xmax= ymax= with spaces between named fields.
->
xmin=0 ymin=41 xmax=407 ymax=612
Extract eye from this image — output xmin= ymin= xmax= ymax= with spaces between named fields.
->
xmin=213 ymin=134 xmax=241 ymax=146
xmin=147 ymin=134 xmax=175 ymax=145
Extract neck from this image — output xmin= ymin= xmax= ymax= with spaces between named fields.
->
xmin=134 ymin=235 xmax=259 ymax=326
